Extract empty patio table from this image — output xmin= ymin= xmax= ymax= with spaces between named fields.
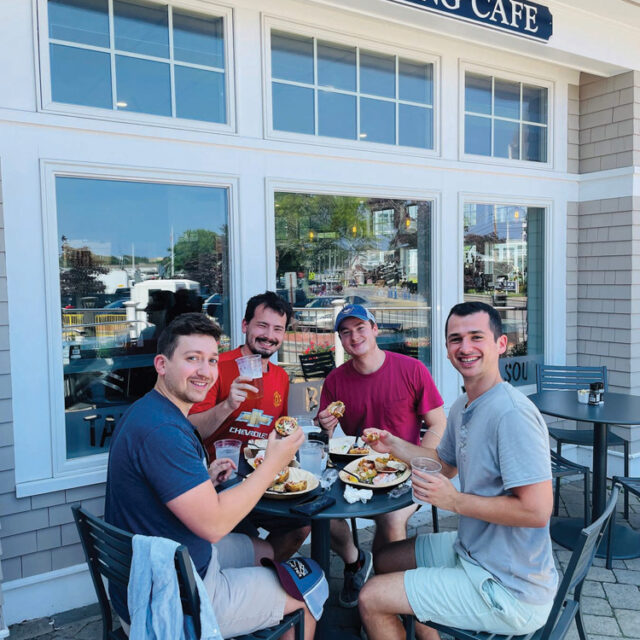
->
xmin=529 ymin=390 xmax=640 ymax=559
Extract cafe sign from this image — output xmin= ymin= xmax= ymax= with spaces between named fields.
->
xmin=388 ymin=0 xmax=553 ymax=41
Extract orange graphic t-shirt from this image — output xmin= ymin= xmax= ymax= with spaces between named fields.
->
xmin=189 ymin=347 xmax=289 ymax=458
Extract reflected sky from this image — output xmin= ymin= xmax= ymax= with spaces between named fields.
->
xmin=56 ymin=177 xmax=227 ymax=259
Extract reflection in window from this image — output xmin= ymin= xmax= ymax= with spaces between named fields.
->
xmin=463 ymin=203 xmax=545 ymax=386
xmin=464 ymin=72 xmax=548 ymax=162
xmin=47 ymin=0 xmax=227 ymax=123
xmin=274 ymin=193 xmax=433 ymax=370
xmin=271 ymin=31 xmax=434 ymax=149
xmin=57 ymin=177 xmax=230 ymax=459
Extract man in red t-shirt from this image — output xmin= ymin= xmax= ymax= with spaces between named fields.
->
xmin=317 ymin=304 xmax=447 ymax=608
xmin=189 ymin=291 xmax=309 ymax=561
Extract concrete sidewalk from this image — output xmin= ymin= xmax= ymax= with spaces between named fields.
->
xmin=8 ymin=480 xmax=640 ymax=640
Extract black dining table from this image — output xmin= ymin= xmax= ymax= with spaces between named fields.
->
xmin=529 ymin=390 xmax=640 ymax=559
xmin=251 ymin=467 xmax=414 ymax=576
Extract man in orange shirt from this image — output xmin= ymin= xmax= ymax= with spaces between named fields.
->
xmin=189 ymin=291 xmax=309 ymax=560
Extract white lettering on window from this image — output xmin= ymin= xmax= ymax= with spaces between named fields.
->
xmin=525 ymin=4 xmax=539 ymax=32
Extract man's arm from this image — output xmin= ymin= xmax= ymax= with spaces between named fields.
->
xmin=166 ymin=428 xmax=304 ymax=542
xmin=189 ymin=375 xmax=257 ymax=440
xmin=419 ymin=405 xmax=447 ymax=450
xmin=413 ymin=471 xmax=553 ymax=528
xmin=363 ymin=428 xmax=457 ymax=478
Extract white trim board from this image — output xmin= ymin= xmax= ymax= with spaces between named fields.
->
xmin=2 ymin=565 xmax=96 ymax=627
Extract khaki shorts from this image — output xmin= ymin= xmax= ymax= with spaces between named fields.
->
xmin=203 ymin=533 xmax=288 ymax=638
xmin=120 ymin=534 xmax=287 ymax=639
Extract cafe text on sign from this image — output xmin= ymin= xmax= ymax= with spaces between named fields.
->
xmin=391 ymin=0 xmax=553 ymax=41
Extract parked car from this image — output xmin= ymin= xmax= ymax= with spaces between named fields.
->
xmin=295 ymin=295 xmax=369 ymax=330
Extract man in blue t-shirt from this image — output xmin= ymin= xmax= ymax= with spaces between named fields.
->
xmin=105 ymin=313 xmax=316 ymax=639
xmin=357 ymin=302 xmax=558 ymax=640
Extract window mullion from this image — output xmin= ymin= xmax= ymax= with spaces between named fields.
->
xmin=490 ymin=76 xmax=495 ymax=157
xmin=108 ymin=0 xmax=117 ymax=109
xmin=313 ymin=38 xmax=318 ymax=135
xmin=168 ymin=5 xmax=176 ymax=118
xmin=356 ymin=46 xmax=361 ymax=138
xmin=395 ymin=56 xmax=399 ymax=145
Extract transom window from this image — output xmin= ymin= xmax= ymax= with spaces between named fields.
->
xmin=45 ymin=0 xmax=228 ymax=123
xmin=270 ymin=31 xmax=434 ymax=149
xmin=464 ymin=72 xmax=548 ymax=163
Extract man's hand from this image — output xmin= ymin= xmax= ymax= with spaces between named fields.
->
xmin=224 ymin=375 xmax=259 ymax=412
xmin=317 ymin=407 xmax=339 ymax=437
xmin=412 ymin=469 xmax=458 ymax=511
xmin=362 ymin=428 xmax=395 ymax=454
xmin=208 ymin=457 xmax=236 ymax=487
xmin=262 ymin=426 xmax=305 ymax=472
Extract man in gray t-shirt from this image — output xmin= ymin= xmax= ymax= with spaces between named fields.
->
xmin=359 ymin=302 xmax=558 ymax=640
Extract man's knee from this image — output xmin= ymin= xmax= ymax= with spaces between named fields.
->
xmin=252 ymin=537 xmax=274 ymax=563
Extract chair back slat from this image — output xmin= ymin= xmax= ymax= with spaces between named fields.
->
xmin=72 ymin=506 xmax=202 ymax=640
xmin=539 ymin=486 xmax=619 ymax=640
xmin=536 ymin=365 xmax=607 ymax=393
xmin=299 ymin=351 xmax=335 ymax=380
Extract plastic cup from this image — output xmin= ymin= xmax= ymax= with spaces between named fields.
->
xmin=298 ymin=440 xmax=325 ymax=477
xmin=236 ymin=354 xmax=263 ymax=399
xmin=411 ymin=457 xmax=442 ymax=506
xmin=214 ymin=439 xmax=242 ymax=478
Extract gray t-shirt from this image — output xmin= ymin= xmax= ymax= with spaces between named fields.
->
xmin=437 ymin=382 xmax=558 ymax=605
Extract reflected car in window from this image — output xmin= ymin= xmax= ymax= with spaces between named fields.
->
xmin=295 ymin=294 xmax=369 ymax=330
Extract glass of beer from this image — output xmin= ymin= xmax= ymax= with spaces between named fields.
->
xmin=236 ymin=354 xmax=263 ymax=399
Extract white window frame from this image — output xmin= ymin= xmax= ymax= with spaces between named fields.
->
xmin=14 ymin=160 xmax=239 ymax=497
xmin=459 ymin=62 xmax=554 ymax=170
xmin=262 ymin=16 xmax=441 ymax=158
xmin=458 ymin=192 xmax=556 ymax=396
xmin=35 ymin=0 xmax=236 ymax=134
xmin=265 ymin=177 xmax=444 ymax=389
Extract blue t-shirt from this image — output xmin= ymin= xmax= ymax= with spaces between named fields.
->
xmin=437 ymin=382 xmax=558 ymax=605
xmin=105 ymin=390 xmax=211 ymax=621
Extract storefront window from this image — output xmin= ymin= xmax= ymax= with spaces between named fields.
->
xmin=271 ymin=31 xmax=434 ymax=149
xmin=274 ymin=193 xmax=433 ymax=370
xmin=57 ymin=177 xmax=230 ymax=459
xmin=47 ymin=0 xmax=227 ymax=123
xmin=464 ymin=72 xmax=548 ymax=162
xmin=463 ymin=203 xmax=545 ymax=386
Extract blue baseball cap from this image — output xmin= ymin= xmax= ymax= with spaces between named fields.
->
xmin=334 ymin=304 xmax=377 ymax=332
xmin=261 ymin=556 xmax=329 ymax=621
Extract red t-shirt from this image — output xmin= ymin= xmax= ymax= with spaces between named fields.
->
xmin=318 ymin=351 xmax=443 ymax=445
xmin=189 ymin=347 xmax=289 ymax=457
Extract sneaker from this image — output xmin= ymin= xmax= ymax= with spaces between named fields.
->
xmin=339 ymin=550 xmax=373 ymax=608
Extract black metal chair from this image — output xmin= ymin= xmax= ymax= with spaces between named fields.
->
xmin=404 ymin=486 xmax=620 ymax=640
xmin=550 ymin=450 xmax=590 ymax=525
xmin=299 ymin=351 xmax=335 ymax=380
xmin=606 ymin=476 xmax=640 ymax=569
xmin=72 ymin=506 xmax=304 ymax=640
xmin=536 ymin=364 xmax=630 ymax=519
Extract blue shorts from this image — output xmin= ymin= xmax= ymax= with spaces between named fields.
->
xmin=404 ymin=532 xmax=552 ymax=634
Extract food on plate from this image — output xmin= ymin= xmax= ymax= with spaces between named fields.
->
xmin=348 ymin=445 xmax=370 ymax=455
xmin=274 ymin=416 xmax=299 ymax=436
xmin=285 ymin=479 xmax=308 ymax=492
xmin=356 ymin=458 xmax=377 ymax=482
xmin=327 ymin=400 xmax=345 ymax=418
xmin=374 ymin=456 xmax=407 ymax=473
xmin=273 ymin=467 xmax=290 ymax=485
xmin=363 ymin=431 xmax=380 ymax=443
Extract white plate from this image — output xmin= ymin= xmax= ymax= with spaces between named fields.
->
xmin=264 ymin=467 xmax=320 ymax=499
xmin=329 ymin=436 xmax=372 ymax=459
xmin=339 ymin=454 xmax=410 ymax=489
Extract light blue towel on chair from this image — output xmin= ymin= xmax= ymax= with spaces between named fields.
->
xmin=128 ymin=535 xmax=222 ymax=640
